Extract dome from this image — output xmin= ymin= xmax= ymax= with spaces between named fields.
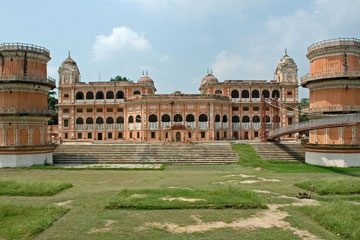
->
xmin=275 ymin=51 xmax=298 ymax=74
xmin=137 ymin=74 xmax=154 ymax=86
xmin=201 ymin=73 xmax=218 ymax=85
xmin=59 ymin=52 xmax=79 ymax=73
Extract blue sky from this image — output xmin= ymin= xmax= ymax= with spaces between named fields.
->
xmin=2 ymin=0 xmax=359 ymax=99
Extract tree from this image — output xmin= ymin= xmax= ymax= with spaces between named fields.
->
xmin=299 ymin=98 xmax=309 ymax=122
xmin=110 ymin=75 xmax=132 ymax=82
xmin=48 ymin=90 xmax=58 ymax=125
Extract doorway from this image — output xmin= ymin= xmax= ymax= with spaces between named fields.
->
xmin=216 ymin=131 xmax=220 ymax=140
xmin=233 ymin=132 xmax=238 ymax=139
xmin=244 ymin=131 xmax=248 ymax=140
xmin=98 ymin=132 xmax=102 ymax=140
xmin=176 ymin=132 xmax=181 ymax=142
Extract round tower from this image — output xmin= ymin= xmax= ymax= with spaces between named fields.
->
xmin=0 ymin=43 xmax=56 ymax=167
xmin=301 ymin=38 xmax=360 ymax=167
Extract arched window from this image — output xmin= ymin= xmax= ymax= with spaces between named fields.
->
xmin=106 ymin=91 xmax=114 ymax=99
xmin=135 ymin=115 xmax=141 ymax=123
xmin=186 ymin=114 xmax=195 ymax=122
xmin=149 ymin=114 xmax=158 ymax=122
xmin=262 ymin=90 xmax=270 ymax=98
xmin=86 ymin=117 xmax=93 ymax=124
xmin=232 ymin=116 xmax=240 ymax=123
xmin=252 ymin=116 xmax=260 ymax=122
xmin=222 ymin=115 xmax=228 ymax=122
xmin=272 ymin=90 xmax=280 ymax=98
xmin=242 ymin=116 xmax=250 ymax=122
xmin=76 ymin=117 xmax=84 ymax=124
xmin=128 ymin=116 xmax=134 ymax=123
xmin=116 ymin=91 xmax=124 ymax=99
xmin=267 ymin=116 xmax=271 ymax=122
xmin=174 ymin=114 xmax=183 ymax=122
xmin=215 ymin=114 xmax=221 ymax=122
xmin=215 ymin=90 xmax=222 ymax=94
xmin=76 ymin=92 xmax=84 ymax=100
xmin=86 ymin=91 xmax=94 ymax=99
xmin=199 ymin=114 xmax=208 ymax=122
xmin=241 ymin=90 xmax=249 ymax=98
xmin=133 ymin=90 xmax=141 ymax=95
xmin=96 ymin=117 xmax=104 ymax=124
xmin=116 ymin=117 xmax=124 ymax=124
xmin=106 ymin=117 xmax=114 ymax=124
xmin=231 ymin=90 xmax=239 ymax=98
xmin=252 ymin=90 xmax=259 ymax=98
xmin=96 ymin=91 xmax=104 ymax=99
xmin=161 ymin=114 xmax=170 ymax=122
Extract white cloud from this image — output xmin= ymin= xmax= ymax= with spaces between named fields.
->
xmin=211 ymin=51 xmax=267 ymax=80
xmin=93 ymin=26 xmax=151 ymax=61
xmin=159 ymin=54 xmax=170 ymax=62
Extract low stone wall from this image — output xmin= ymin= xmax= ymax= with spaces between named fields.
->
xmin=0 ymin=145 xmax=54 ymax=167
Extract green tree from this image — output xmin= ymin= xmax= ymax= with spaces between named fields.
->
xmin=110 ymin=75 xmax=132 ymax=82
xmin=299 ymin=98 xmax=309 ymax=122
xmin=48 ymin=90 xmax=58 ymax=125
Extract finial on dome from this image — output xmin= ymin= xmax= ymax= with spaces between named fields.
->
xmin=142 ymin=70 xmax=144 ymax=76
xmin=146 ymin=70 xmax=148 ymax=76
xmin=285 ymin=48 xmax=287 ymax=56
xmin=68 ymin=50 xmax=70 ymax=57
xmin=211 ymin=68 xmax=213 ymax=74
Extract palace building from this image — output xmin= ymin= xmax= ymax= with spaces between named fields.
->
xmin=57 ymin=52 xmax=299 ymax=143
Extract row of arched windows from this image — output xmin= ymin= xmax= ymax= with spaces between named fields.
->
xmin=75 ymin=90 xmax=141 ymax=100
xmin=229 ymin=89 xmax=280 ymax=99
xmin=76 ymin=115 xmax=273 ymax=125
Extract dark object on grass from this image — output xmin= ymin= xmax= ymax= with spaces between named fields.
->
xmin=296 ymin=192 xmax=311 ymax=199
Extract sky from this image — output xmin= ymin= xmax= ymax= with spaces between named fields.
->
xmin=2 ymin=0 xmax=360 ymax=99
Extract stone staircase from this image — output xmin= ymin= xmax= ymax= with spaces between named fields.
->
xmin=53 ymin=142 xmax=239 ymax=164
xmin=249 ymin=142 xmax=305 ymax=162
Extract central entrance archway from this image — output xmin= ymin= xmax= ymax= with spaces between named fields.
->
xmin=176 ymin=132 xmax=181 ymax=142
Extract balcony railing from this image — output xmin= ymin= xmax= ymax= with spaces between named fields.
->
xmin=198 ymin=122 xmax=208 ymax=129
xmin=252 ymin=122 xmax=261 ymax=129
xmin=86 ymin=124 xmax=93 ymax=130
xmin=0 ymin=107 xmax=55 ymax=115
xmin=302 ymin=105 xmax=360 ymax=114
xmin=75 ymin=100 xmax=84 ymax=104
xmin=215 ymin=122 xmax=221 ymax=129
xmin=223 ymin=122 xmax=229 ymax=129
xmin=0 ymin=74 xmax=56 ymax=86
xmin=252 ymin=98 xmax=260 ymax=102
xmin=0 ymin=42 xmax=50 ymax=55
xmin=185 ymin=122 xmax=195 ymax=129
xmin=301 ymin=71 xmax=360 ymax=84
xmin=242 ymin=122 xmax=250 ymax=130
xmin=307 ymin=38 xmax=360 ymax=52
xmin=232 ymin=122 xmax=240 ymax=129
xmin=128 ymin=123 xmax=134 ymax=130
xmin=95 ymin=99 xmax=105 ymax=103
xmin=135 ymin=122 xmax=141 ymax=130
xmin=75 ymin=124 xmax=84 ymax=130
xmin=106 ymin=124 xmax=114 ymax=130
xmin=116 ymin=124 xmax=124 ymax=130
xmin=161 ymin=122 xmax=171 ymax=129
xmin=96 ymin=124 xmax=104 ymax=130
xmin=148 ymin=122 xmax=158 ymax=130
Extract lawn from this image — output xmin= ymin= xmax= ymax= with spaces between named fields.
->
xmin=295 ymin=178 xmax=360 ymax=195
xmin=0 ymin=180 xmax=72 ymax=196
xmin=0 ymin=144 xmax=359 ymax=239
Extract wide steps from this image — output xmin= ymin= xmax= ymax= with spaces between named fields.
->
xmin=250 ymin=142 xmax=305 ymax=162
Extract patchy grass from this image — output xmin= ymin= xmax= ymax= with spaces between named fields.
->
xmin=232 ymin=143 xmax=264 ymax=167
xmin=295 ymin=178 xmax=360 ymax=195
xmin=296 ymin=201 xmax=360 ymax=240
xmin=106 ymin=188 xmax=266 ymax=210
xmin=19 ymin=164 xmax=165 ymax=171
xmin=0 ymin=204 xmax=69 ymax=240
xmin=0 ymin=180 xmax=72 ymax=196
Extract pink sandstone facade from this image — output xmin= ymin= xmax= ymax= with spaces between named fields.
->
xmin=57 ymin=52 xmax=299 ymax=143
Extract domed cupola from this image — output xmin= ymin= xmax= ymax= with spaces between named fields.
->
xmin=201 ymin=70 xmax=218 ymax=86
xmin=58 ymin=51 xmax=80 ymax=85
xmin=137 ymin=71 xmax=154 ymax=87
xmin=275 ymin=49 xmax=298 ymax=83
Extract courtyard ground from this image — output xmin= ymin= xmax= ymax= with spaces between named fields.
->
xmin=0 ymin=144 xmax=359 ymax=239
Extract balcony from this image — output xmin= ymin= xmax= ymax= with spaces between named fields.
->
xmin=106 ymin=124 xmax=114 ymax=130
xmin=161 ymin=122 xmax=171 ymax=129
xmin=96 ymin=124 xmax=104 ymax=130
xmin=198 ymin=122 xmax=208 ymax=129
xmin=242 ymin=122 xmax=250 ymax=130
xmin=116 ymin=99 xmax=124 ymax=103
xmin=232 ymin=122 xmax=240 ymax=129
xmin=223 ymin=122 xmax=229 ymax=129
xmin=86 ymin=124 xmax=93 ymax=130
xmin=148 ymin=122 xmax=158 ymax=130
xmin=0 ymin=107 xmax=55 ymax=116
xmin=106 ymin=99 xmax=115 ymax=103
xmin=0 ymin=74 xmax=56 ymax=87
xmin=215 ymin=122 xmax=221 ymax=129
xmin=252 ymin=122 xmax=261 ymax=129
xmin=116 ymin=124 xmax=124 ymax=130
xmin=302 ymin=105 xmax=360 ymax=114
xmin=241 ymin=98 xmax=250 ymax=102
xmin=128 ymin=123 xmax=134 ymax=130
xmin=75 ymin=100 xmax=84 ymax=104
xmin=0 ymin=42 xmax=50 ymax=56
xmin=252 ymin=98 xmax=260 ymax=102
xmin=185 ymin=122 xmax=195 ymax=128
xmin=95 ymin=99 xmax=105 ymax=103
xmin=135 ymin=122 xmax=141 ymax=130
xmin=301 ymin=71 xmax=360 ymax=85
xmin=231 ymin=98 xmax=240 ymax=102
xmin=75 ymin=124 xmax=84 ymax=130
xmin=307 ymin=38 xmax=360 ymax=52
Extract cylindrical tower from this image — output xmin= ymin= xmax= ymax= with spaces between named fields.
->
xmin=301 ymin=38 xmax=360 ymax=167
xmin=0 ymin=43 xmax=56 ymax=167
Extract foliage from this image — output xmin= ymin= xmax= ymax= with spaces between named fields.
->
xmin=47 ymin=90 xmax=58 ymax=125
xmin=295 ymin=178 xmax=360 ymax=195
xmin=106 ymin=188 xmax=266 ymax=210
xmin=110 ymin=75 xmax=132 ymax=82
xmin=297 ymin=201 xmax=360 ymax=240
xmin=298 ymin=98 xmax=309 ymax=122
xmin=0 ymin=180 xmax=72 ymax=196
xmin=0 ymin=204 xmax=68 ymax=239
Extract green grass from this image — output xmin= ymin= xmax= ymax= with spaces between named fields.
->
xmin=295 ymin=178 xmax=360 ymax=195
xmin=0 ymin=204 xmax=69 ymax=239
xmin=232 ymin=143 xmax=360 ymax=174
xmin=19 ymin=164 xmax=165 ymax=171
xmin=106 ymin=188 xmax=266 ymax=210
xmin=296 ymin=201 xmax=360 ymax=240
xmin=0 ymin=180 xmax=72 ymax=196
